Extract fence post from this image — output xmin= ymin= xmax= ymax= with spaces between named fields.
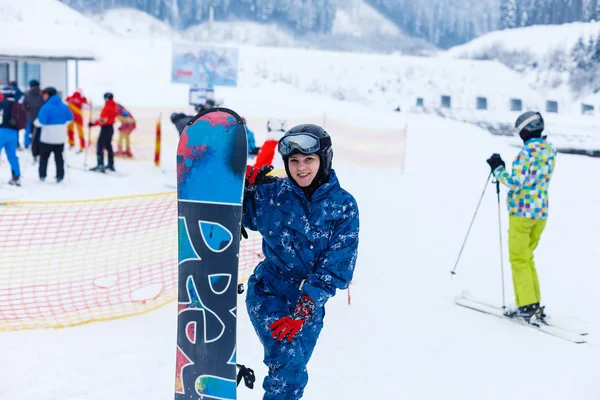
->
xmin=154 ymin=113 xmax=162 ymax=167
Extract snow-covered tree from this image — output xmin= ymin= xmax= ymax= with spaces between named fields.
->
xmin=583 ymin=0 xmax=596 ymax=20
xmin=500 ymin=0 xmax=517 ymax=29
xmin=56 ymin=0 xmax=600 ymax=49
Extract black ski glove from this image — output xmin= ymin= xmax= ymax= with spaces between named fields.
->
xmin=249 ymin=147 xmax=261 ymax=156
xmin=245 ymin=165 xmax=278 ymax=189
xmin=486 ymin=153 xmax=505 ymax=172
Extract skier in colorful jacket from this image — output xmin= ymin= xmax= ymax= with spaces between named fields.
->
xmin=242 ymin=124 xmax=360 ymax=399
xmin=66 ymin=89 xmax=88 ymax=151
xmin=486 ymin=111 xmax=556 ymax=323
xmin=115 ymin=103 xmax=136 ymax=158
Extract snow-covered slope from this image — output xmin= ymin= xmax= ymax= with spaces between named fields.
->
xmin=445 ymin=21 xmax=600 ymax=60
xmin=2 ymin=86 xmax=599 ymax=400
xmin=332 ymin=0 xmax=402 ymax=37
xmin=93 ymin=0 xmax=434 ymax=55
xmin=183 ymin=21 xmax=297 ymax=47
xmin=94 ymin=8 xmax=182 ymax=41
xmin=443 ymin=21 xmax=600 ymax=101
xmin=75 ymin=37 xmax=543 ymax=113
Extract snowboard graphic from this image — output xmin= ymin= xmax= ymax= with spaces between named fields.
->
xmin=175 ymin=108 xmax=248 ymax=399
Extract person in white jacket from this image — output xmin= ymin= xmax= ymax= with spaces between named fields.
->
xmin=34 ymin=87 xmax=73 ymax=182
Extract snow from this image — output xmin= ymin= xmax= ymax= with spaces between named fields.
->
xmin=2 ymin=101 xmax=599 ymax=399
xmin=442 ymin=21 xmax=600 ymax=103
xmin=331 ymin=0 xmax=402 ymax=37
xmin=0 ymin=0 xmax=107 ymax=59
xmin=444 ymin=21 xmax=600 ymax=59
xmin=183 ymin=21 xmax=298 ymax=48
xmin=94 ymin=8 xmax=183 ymax=41
xmin=74 ymin=36 xmax=543 ymax=113
xmin=0 ymin=22 xmax=96 ymax=60
xmin=1 ymin=3 xmax=600 ymax=400
xmin=93 ymin=1 xmax=434 ymax=55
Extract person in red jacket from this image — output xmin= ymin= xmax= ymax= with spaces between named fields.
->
xmin=88 ymin=92 xmax=119 ymax=173
xmin=66 ymin=89 xmax=88 ymax=152
xmin=253 ymin=118 xmax=287 ymax=173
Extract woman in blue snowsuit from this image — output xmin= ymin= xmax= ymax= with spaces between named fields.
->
xmin=242 ymin=124 xmax=360 ymax=399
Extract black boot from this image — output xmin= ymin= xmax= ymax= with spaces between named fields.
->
xmin=90 ymin=165 xmax=106 ymax=173
xmin=515 ymin=303 xmax=546 ymax=325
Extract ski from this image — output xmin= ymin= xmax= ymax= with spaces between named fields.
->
xmin=67 ymin=164 xmax=128 ymax=177
xmin=459 ymin=292 xmax=589 ymax=336
xmin=455 ymin=292 xmax=587 ymax=344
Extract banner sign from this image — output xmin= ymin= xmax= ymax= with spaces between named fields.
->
xmin=172 ymin=43 xmax=238 ymax=87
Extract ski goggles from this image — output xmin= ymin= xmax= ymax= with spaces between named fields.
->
xmin=278 ymin=133 xmax=329 ymax=157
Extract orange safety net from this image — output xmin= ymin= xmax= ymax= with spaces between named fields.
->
xmin=0 ymin=192 xmax=263 ymax=331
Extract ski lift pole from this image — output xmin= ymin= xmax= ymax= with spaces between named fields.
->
xmin=450 ymin=172 xmax=493 ymax=277
xmin=494 ymin=177 xmax=507 ymax=310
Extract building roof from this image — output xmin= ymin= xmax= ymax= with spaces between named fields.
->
xmin=0 ymin=23 xmax=97 ymax=61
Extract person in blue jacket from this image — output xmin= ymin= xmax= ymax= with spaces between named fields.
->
xmin=35 ymin=87 xmax=73 ymax=182
xmin=242 ymin=124 xmax=360 ymax=399
xmin=241 ymin=117 xmax=259 ymax=156
xmin=0 ymin=87 xmax=27 ymax=186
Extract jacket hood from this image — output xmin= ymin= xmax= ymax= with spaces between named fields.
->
xmin=46 ymin=94 xmax=63 ymax=105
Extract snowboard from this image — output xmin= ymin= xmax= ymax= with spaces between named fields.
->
xmin=455 ymin=292 xmax=588 ymax=344
xmin=175 ymin=108 xmax=248 ymax=399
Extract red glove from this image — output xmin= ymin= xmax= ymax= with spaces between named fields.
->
xmin=269 ymin=295 xmax=316 ymax=343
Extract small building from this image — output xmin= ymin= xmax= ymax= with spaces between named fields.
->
xmin=0 ymin=24 xmax=95 ymax=97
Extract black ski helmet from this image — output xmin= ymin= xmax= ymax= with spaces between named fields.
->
xmin=104 ymin=92 xmax=114 ymax=101
xmin=278 ymin=124 xmax=333 ymax=182
xmin=515 ymin=111 xmax=544 ymax=142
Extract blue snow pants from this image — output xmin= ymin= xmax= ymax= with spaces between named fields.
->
xmin=246 ymin=267 xmax=324 ymax=400
xmin=0 ymin=128 xmax=21 ymax=177
xmin=24 ymin=119 xmax=32 ymax=148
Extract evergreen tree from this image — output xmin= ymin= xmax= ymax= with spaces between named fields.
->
xmin=53 ymin=0 xmax=600 ymax=49
xmin=572 ymin=37 xmax=588 ymax=68
xmin=500 ymin=0 xmax=517 ymax=29
xmin=570 ymin=36 xmax=595 ymax=93
xmin=594 ymin=31 xmax=600 ymax=62
xmin=583 ymin=0 xmax=596 ymax=21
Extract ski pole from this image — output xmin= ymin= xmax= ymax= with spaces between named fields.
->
xmin=494 ymin=178 xmax=507 ymax=309
xmin=84 ymin=102 xmax=92 ymax=168
xmin=450 ymin=172 xmax=492 ymax=277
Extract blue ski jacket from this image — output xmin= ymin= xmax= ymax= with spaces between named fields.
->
xmin=246 ymin=127 xmax=257 ymax=155
xmin=242 ymin=169 xmax=359 ymax=308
